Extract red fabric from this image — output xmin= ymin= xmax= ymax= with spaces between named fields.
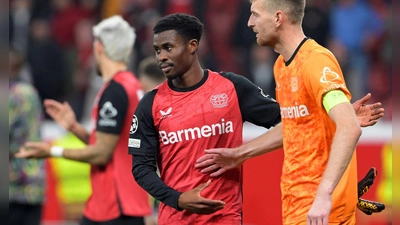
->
xmin=84 ymin=71 xmax=151 ymax=221
xmin=51 ymin=6 xmax=92 ymax=48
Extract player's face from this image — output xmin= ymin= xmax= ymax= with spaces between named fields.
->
xmin=248 ymin=0 xmax=277 ymax=47
xmin=153 ymin=30 xmax=192 ymax=79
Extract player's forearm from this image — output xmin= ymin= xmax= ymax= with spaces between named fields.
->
xmin=69 ymin=122 xmax=90 ymax=144
xmin=236 ymin=123 xmax=283 ymax=161
xmin=132 ymin=156 xmax=183 ymax=210
xmin=61 ymin=145 xmax=112 ymax=165
xmin=317 ymin=109 xmax=362 ymax=196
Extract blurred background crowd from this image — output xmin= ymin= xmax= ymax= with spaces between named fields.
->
xmin=9 ymin=0 xmax=392 ymax=123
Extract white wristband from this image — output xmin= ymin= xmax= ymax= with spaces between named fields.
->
xmin=50 ymin=146 xmax=64 ymax=157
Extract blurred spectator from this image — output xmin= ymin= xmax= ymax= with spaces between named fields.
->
xmin=302 ymin=0 xmax=331 ymax=47
xmin=50 ymin=0 xmax=96 ymax=120
xmin=249 ymin=43 xmax=276 ymax=99
xmin=10 ymin=0 xmax=32 ymax=54
xmin=137 ymin=56 xmax=165 ymax=93
xmin=328 ymin=0 xmax=384 ymax=100
xmin=69 ymin=18 xmax=96 ymax=121
xmin=204 ymin=0 xmax=242 ymax=73
xmin=9 ymin=48 xmax=45 ymax=225
xmin=27 ymin=18 xmax=66 ymax=114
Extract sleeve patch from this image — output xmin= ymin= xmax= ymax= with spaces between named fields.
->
xmin=128 ymin=138 xmax=141 ymax=148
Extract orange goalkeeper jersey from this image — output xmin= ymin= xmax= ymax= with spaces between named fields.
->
xmin=274 ymin=39 xmax=358 ymax=224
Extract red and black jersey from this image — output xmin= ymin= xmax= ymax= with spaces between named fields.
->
xmin=84 ymin=71 xmax=151 ymax=221
xmin=129 ymin=69 xmax=280 ymax=225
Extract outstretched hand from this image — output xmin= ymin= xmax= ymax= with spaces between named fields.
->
xmin=352 ymin=93 xmax=384 ymax=127
xmin=44 ymin=99 xmax=77 ymax=131
xmin=178 ymin=180 xmax=226 ymax=214
xmin=14 ymin=142 xmax=52 ymax=159
xmin=195 ymin=148 xmax=243 ymax=177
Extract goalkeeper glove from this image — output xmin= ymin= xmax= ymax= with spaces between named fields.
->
xmin=357 ymin=198 xmax=385 ymax=215
xmin=358 ymin=167 xmax=377 ymax=198
xmin=356 ymin=167 xmax=385 ymax=215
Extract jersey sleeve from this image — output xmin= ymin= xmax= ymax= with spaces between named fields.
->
xmin=128 ymin=90 xmax=183 ymax=210
xmin=221 ymin=72 xmax=281 ymax=128
xmin=304 ymin=50 xmax=352 ymax=108
xmin=96 ymin=80 xmax=128 ymax=134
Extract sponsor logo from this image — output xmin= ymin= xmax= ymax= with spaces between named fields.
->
xmin=160 ymin=107 xmax=172 ymax=118
xmin=128 ymin=138 xmax=141 ymax=148
xmin=320 ymin=67 xmax=341 ymax=84
xmin=98 ymin=101 xmax=118 ymax=127
xmin=130 ymin=115 xmax=138 ymax=134
xmin=280 ymin=103 xmax=310 ymax=119
xmin=323 ymin=83 xmax=346 ymax=93
xmin=291 ymin=77 xmax=298 ymax=92
xmin=210 ymin=93 xmax=228 ymax=108
xmin=100 ymin=101 xmax=118 ymax=118
xmin=159 ymin=119 xmax=234 ymax=145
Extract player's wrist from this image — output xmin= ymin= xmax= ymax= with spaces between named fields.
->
xmin=50 ymin=146 xmax=64 ymax=157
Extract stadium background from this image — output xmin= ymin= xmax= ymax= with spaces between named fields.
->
xmin=9 ymin=0 xmax=392 ymax=224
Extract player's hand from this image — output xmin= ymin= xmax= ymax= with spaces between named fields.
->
xmin=195 ymin=148 xmax=243 ymax=177
xmin=44 ymin=99 xmax=77 ymax=131
xmin=14 ymin=142 xmax=52 ymax=159
xmin=307 ymin=193 xmax=331 ymax=225
xmin=178 ymin=180 xmax=225 ymax=214
xmin=357 ymin=198 xmax=385 ymax=215
xmin=352 ymin=93 xmax=384 ymax=127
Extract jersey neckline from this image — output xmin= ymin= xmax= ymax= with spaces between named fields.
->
xmin=167 ymin=69 xmax=208 ymax=92
xmin=285 ymin=37 xmax=309 ymax=66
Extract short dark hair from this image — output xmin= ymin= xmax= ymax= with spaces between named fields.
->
xmin=138 ymin=57 xmax=165 ymax=83
xmin=153 ymin=13 xmax=204 ymax=43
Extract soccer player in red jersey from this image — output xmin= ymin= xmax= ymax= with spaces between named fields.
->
xmin=16 ymin=16 xmax=151 ymax=225
xmin=129 ymin=13 xmax=281 ymax=225
xmin=195 ymin=0 xmax=385 ymax=224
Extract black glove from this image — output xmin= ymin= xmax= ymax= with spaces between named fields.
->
xmin=358 ymin=167 xmax=377 ymax=198
xmin=357 ymin=198 xmax=385 ymax=215
xmin=356 ymin=167 xmax=385 ymax=215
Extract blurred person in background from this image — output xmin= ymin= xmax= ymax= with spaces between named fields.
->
xmin=328 ymin=0 xmax=384 ymax=101
xmin=9 ymin=48 xmax=45 ymax=225
xmin=27 ymin=18 xmax=66 ymax=111
xmin=16 ymin=15 xmax=152 ymax=225
xmin=137 ymin=56 xmax=166 ymax=93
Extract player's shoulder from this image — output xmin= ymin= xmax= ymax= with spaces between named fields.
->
xmin=306 ymin=39 xmax=335 ymax=59
xmin=217 ymin=70 xmax=250 ymax=83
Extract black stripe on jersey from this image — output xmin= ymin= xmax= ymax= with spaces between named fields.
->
xmin=130 ymin=89 xmax=183 ymax=210
xmin=219 ymin=71 xmax=281 ymax=128
xmin=96 ymin=80 xmax=128 ymax=134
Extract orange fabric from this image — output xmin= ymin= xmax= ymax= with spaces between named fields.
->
xmin=274 ymin=39 xmax=358 ymax=224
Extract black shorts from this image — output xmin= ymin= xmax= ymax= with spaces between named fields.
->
xmin=80 ymin=215 xmax=145 ymax=225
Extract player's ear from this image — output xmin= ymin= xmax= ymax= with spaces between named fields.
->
xmin=94 ymin=39 xmax=104 ymax=56
xmin=188 ymin=39 xmax=199 ymax=54
xmin=275 ymin=10 xmax=284 ymax=27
